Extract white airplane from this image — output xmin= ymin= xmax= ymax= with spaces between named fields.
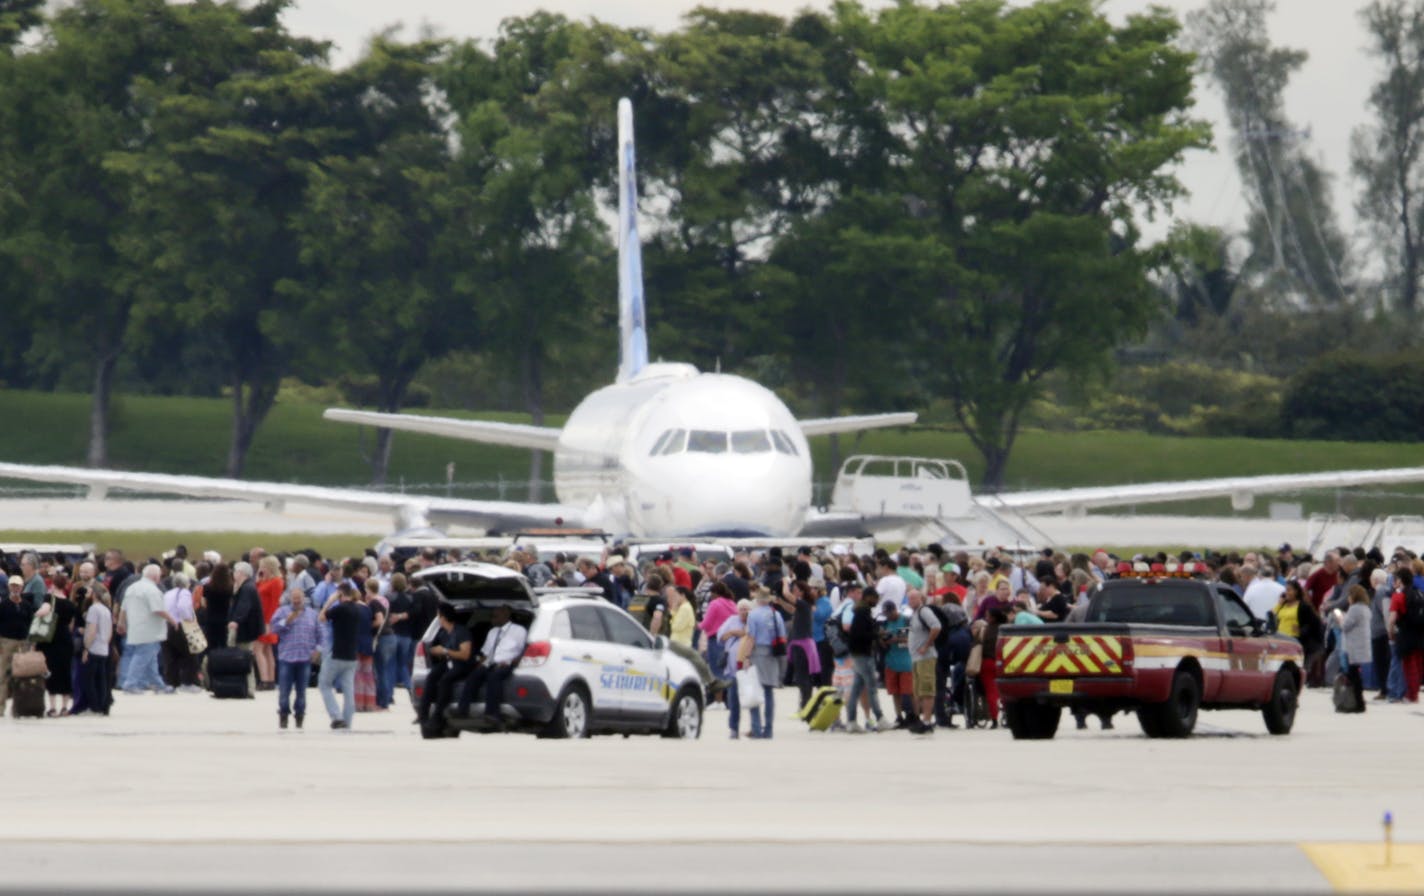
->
xmin=7 ymin=99 xmax=1424 ymax=540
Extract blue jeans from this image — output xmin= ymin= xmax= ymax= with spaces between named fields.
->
xmin=706 ymin=639 xmax=725 ymax=682
xmin=1388 ymin=642 xmax=1405 ymax=699
xmin=120 ymin=641 xmax=165 ymax=691
xmin=727 ymin=677 xmax=741 ymax=734
xmin=277 ymin=660 xmax=310 ymax=717
xmin=847 ymin=653 xmax=884 ymax=724
xmin=392 ymin=635 xmax=413 ymax=690
xmin=375 ymin=634 xmax=397 ymax=708
xmin=749 ymin=685 xmax=775 ymax=738
xmin=319 ymin=658 xmax=357 ymax=726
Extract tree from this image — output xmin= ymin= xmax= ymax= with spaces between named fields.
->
xmin=0 ymin=0 xmax=42 ymax=52
xmin=440 ymin=15 xmax=615 ymax=499
xmin=107 ymin=0 xmax=340 ymax=477
xmin=0 ymin=0 xmax=214 ymax=467
xmin=289 ymin=37 xmax=480 ymax=484
xmin=1352 ymin=0 xmax=1424 ymax=314
xmin=1189 ymin=0 xmax=1353 ymax=307
xmin=835 ymin=0 xmax=1208 ymax=489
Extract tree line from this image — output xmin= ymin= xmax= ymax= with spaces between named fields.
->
xmin=3 ymin=0 xmax=1211 ymax=489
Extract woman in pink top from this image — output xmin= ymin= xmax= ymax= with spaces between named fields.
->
xmin=698 ymin=582 xmax=738 ymax=702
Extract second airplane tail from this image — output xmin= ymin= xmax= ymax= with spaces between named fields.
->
xmin=616 ymin=97 xmax=649 ymax=383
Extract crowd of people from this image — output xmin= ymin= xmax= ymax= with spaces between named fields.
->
xmin=0 ymin=546 xmax=443 ymax=729
xmin=1 ymin=537 xmax=1421 ymax=735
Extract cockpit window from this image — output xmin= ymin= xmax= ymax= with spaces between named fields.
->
xmin=687 ymin=430 xmax=728 ymax=453
xmin=649 ymin=430 xmax=674 ymax=456
xmin=730 ymin=430 xmax=772 ymax=454
xmin=658 ymin=429 xmax=687 ymax=456
xmin=770 ymin=430 xmax=799 ymax=456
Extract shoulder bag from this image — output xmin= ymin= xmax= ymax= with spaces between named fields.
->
xmin=27 ymin=605 xmax=57 ymax=645
xmin=181 ymin=619 xmax=208 ymax=655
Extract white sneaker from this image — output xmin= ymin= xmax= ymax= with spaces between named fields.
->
xmin=866 ymin=719 xmax=881 ymax=733
xmin=846 ymin=721 xmax=865 ymax=734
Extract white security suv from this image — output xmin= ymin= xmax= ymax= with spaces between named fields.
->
xmin=410 ymin=562 xmax=704 ymax=740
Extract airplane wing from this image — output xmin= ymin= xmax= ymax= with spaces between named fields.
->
xmin=990 ymin=467 xmax=1424 ymax=515
xmin=0 ymin=462 xmax=585 ymax=534
xmin=322 ymin=409 xmax=562 ymax=453
xmin=798 ymin=413 xmax=918 ymax=438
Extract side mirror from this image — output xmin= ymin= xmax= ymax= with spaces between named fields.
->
xmin=653 ymin=634 xmax=668 ymax=651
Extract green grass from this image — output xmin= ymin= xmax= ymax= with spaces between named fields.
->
xmin=0 ymin=530 xmax=376 ymax=564
xmin=2 ymin=388 xmax=1422 ymax=517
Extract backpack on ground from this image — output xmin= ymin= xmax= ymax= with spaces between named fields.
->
xmin=1332 ymin=673 xmax=1359 ymax=713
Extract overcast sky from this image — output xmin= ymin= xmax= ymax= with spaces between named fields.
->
xmin=282 ymin=0 xmax=1377 ymax=243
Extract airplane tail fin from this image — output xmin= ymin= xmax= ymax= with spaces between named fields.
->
xmin=616 ymin=97 xmax=649 ymax=383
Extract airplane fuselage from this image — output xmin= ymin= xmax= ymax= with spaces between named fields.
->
xmin=554 ymin=362 xmax=812 ymax=537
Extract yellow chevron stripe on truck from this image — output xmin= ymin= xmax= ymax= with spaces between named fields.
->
xmin=1002 ymin=634 xmax=1126 ymax=676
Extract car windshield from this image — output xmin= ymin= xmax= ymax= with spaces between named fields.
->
xmin=1088 ymin=584 xmax=1215 ymax=627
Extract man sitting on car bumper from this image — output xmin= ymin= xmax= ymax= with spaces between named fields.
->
xmin=419 ymin=603 xmax=473 ymax=723
xmin=455 ymin=605 xmax=527 ymax=727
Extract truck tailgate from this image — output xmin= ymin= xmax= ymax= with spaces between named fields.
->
xmin=999 ymin=625 xmax=1133 ymax=679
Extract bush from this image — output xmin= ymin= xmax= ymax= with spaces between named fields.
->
xmin=1030 ymin=362 xmax=1284 ymax=437
xmin=1281 ymin=352 xmax=1424 ymax=441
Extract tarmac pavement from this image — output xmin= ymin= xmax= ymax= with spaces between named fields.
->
xmin=0 ymin=682 xmax=1418 ymax=892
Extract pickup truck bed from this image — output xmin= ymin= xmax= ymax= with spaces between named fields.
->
xmin=995 ymin=578 xmax=1304 ymax=739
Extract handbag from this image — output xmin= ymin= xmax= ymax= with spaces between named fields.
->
xmin=27 ymin=606 xmax=57 ymax=645
xmin=182 ymin=619 xmax=208 ymax=655
xmin=770 ymin=612 xmax=787 ymax=658
xmin=966 ymin=643 xmax=984 ymax=677
xmin=11 ymin=648 xmax=48 ymax=679
xmin=736 ymin=666 xmax=763 ymax=708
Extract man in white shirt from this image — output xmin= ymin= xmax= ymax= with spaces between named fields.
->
xmin=118 ymin=565 xmax=178 ymax=694
xmin=453 ymin=605 xmax=527 ymax=728
xmin=1242 ymin=564 xmax=1285 ymax=622
xmin=874 ymin=557 xmax=907 ymax=611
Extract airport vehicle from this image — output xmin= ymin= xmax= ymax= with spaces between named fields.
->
xmin=7 ymin=101 xmax=1424 ymax=541
xmin=410 ymin=562 xmax=704 ymax=740
xmin=995 ymin=576 xmax=1304 ymax=740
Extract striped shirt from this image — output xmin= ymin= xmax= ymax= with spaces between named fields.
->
xmin=269 ymin=606 xmax=319 ymax=664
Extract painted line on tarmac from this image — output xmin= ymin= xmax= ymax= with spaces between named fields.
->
xmin=1300 ymin=842 xmax=1424 ymax=892
xmin=0 ymin=836 xmax=1343 ymax=848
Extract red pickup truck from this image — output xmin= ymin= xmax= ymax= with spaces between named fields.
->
xmin=996 ymin=577 xmax=1305 ymax=739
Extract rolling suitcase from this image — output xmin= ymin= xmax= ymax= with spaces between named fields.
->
xmin=796 ymin=686 xmax=844 ymax=731
xmin=207 ymin=646 xmax=252 ymax=699
xmin=10 ymin=675 xmax=46 ymax=718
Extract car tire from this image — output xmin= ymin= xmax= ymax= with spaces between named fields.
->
xmin=1136 ymin=708 xmax=1163 ymax=738
xmin=1146 ymin=668 xmax=1199 ymax=738
xmin=543 ymin=685 xmax=591 ymax=739
xmin=662 ymin=687 xmax=703 ymax=739
xmin=1262 ymin=669 xmax=1297 ymax=735
xmin=1005 ymin=701 xmax=1060 ymax=740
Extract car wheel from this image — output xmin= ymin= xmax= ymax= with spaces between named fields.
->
xmin=1263 ymin=669 xmax=1297 ymax=735
xmin=662 ymin=688 xmax=703 ymax=739
xmin=1146 ymin=668 xmax=1200 ymax=738
xmin=1136 ymin=708 xmax=1163 ymax=738
xmin=544 ymin=685 xmax=591 ymax=739
xmin=1005 ymin=701 xmax=1059 ymax=740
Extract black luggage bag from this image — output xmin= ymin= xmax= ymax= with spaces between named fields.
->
xmin=207 ymin=647 xmax=252 ymax=699
xmin=11 ymin=675 xmax=46 ymax=718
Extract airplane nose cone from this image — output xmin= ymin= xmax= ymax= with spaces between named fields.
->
xmin=643 ymin=468 xmax=804 ymax=537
